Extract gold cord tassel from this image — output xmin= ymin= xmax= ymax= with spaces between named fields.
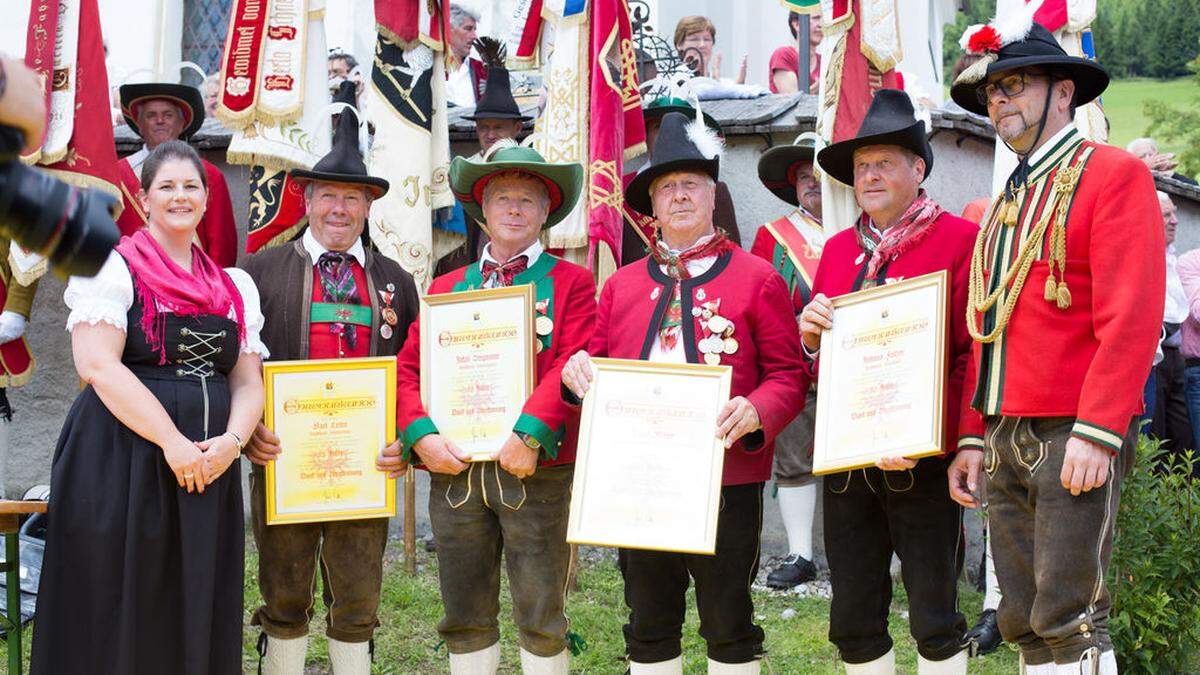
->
xmin=1044 ymin=276 xmax=1057 ymax=302
xmin=1056 ymin=282 xmax=1071 ymax=309
xmin=1003 ymin=200 xmax=1020 ymax=226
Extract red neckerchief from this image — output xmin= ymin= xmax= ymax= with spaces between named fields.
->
xmin=650 ymin=230 xmax=733 ymax=350
xmin=853 ymin=190 xmax=945 ymax=279
xmin=481 ymin=255 xmax=529 ymax=287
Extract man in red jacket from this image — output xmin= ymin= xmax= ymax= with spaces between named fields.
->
xmin=799 ymin=89 xmax=980 ymax=674
xmin=116 ymin=81 xmax=238 ymax=266
xmin=947 ymin=18 xmax=1164 ymax=674
xmin=396 ymin=142 xmax=595 ymax=675
xmin=750 ymin=131 xmax=825 ymax=590
xmin=561 ymin=111 xmax=804 ymax=674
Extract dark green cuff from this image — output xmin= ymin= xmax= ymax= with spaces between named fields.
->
xmin=401 ymin=417 xmax=439 ymax=461
xmin=513 ymin=413 xmax=563 ymax=461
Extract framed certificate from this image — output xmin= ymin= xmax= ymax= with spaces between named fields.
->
xmin=812 ymin=270 xmax=948 ymax=475
xmin=263 ymin=357 xmax=397 ymax=525
xmin=567 ymin=358 xmax=732 ymax=555
xmin=420 ymin=284 xmax=537 ymax=461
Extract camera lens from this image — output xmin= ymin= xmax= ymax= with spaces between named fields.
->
xmin=0 ymin=160 xmax=120 ymax=277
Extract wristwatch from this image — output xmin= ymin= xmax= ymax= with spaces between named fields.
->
xmin=515 ymin=431 xmax=541 ymax=452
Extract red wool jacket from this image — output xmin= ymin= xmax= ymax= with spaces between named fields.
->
xmin=803 ymin=212 xmax=986 ymax=452
xmin=587 ymin=247 xmax=806 ymax=485
xmin=396 ymin=254 xmax=597 ymax=467
xmin=965 ymin=139 xmax=1164 ymax=452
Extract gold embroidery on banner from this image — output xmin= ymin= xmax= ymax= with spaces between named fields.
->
xmin=588 ymin=160 xmax=623 ymax=210
xmin=619 ymin=37 xmax=640 ymax=111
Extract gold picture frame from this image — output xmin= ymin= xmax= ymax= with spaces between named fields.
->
xmin=812 ymin=270 xmax=948 ymax=475
xmin=419 ymin=284 xmax=537 ymax=461
xmin=567 ymin=358 xmax=732 ymax=555
xmin=263 ymin=356 xmax=398 ymax=525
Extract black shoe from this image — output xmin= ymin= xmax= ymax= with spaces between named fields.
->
xmin=766 ymin=554 xmax=816 ymax=589
xmin=965 ymin=609 xmax=1002 ymax=656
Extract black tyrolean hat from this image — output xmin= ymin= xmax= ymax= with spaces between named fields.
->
xmin=949 ymin=20 xmax=1108 ymax=117
xmin=120 ymin=82 xmax=206 ymax=140
xmin=290 ymin=92 xmax=389 ymax=198
xmin=463 ymin=37 xmax=531 ymax=122
xmin=625 ymin=110 xmax=722 ymax=216
xmin=758 ymin=132 xmax=819 ymax=205
xmin=816 ymin=89 xmax=932 ymax=187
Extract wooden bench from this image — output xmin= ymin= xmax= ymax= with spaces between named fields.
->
xmin=0 ymin=500 xmax=47 ymax=675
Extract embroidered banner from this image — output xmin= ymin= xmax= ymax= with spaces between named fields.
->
xmin=256 ymin=0 xmax=308 ymax=124
xmin=216 ymin=0 xmax=270 ymax=127
xmin=507 ymin=0 xmax=544 ymax=67
xmin=229 ymin=0 xmax=330 ymax=252
xmin=16 ymin=0 xmax=121 ymax=283
xmin=588 ymin=0 xmax=646 ymax=263
xmin=367 ymin=0 xmax=453 ymax=289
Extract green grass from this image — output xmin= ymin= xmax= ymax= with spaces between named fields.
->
xmin=0 ymin=542 xmax=1021 ymax=673
xmin=1102 ymin=76 xmax=1197 ymax=153
xmin=235 ymin=545 xmax=1019 ymax=674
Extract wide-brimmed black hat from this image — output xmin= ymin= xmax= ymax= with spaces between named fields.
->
xmin=291 ymin=98 xmax=389 ymax=198
xmin=950 ymin=22 xmax=1109 ymax=117
xmin=120 ymin=82 xmax=205 ymax=140
xmin=816 ymin=89 xmax=932 ymax=187
xmin=626 ymin=111 xmax=722 ymax=216
xmin=464 ymin=37 xmax=531 ymax=122
xmin=758 ymin=132 xmax=819 ymax=205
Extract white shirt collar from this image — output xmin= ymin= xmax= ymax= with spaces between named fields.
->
xmin=1026 ymin=124 xmax=1078 ymax=167
xmin=481 ymin=238 xmax=543 ymax=270
xmin=127 ymin=145 xmax=151 ymax=177
xmin=302 ymin=228 xmax=366 ymax=267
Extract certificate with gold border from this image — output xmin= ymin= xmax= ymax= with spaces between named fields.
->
xmin=420 ymin=284 xmax=537 ymax=461
xmin=812 ymin=271 xmax=947 ymax=475
xmin=567 ymin=358 xmax=732 ymax=555
xmin=263 ymin=357 xmax=397 ymax=525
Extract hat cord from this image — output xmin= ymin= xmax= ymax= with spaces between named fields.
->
xmin=1000 ymin=82 xmax=1055 ymax=204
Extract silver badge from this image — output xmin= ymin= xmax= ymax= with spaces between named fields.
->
xmin=380 ymin=324 xmax=393 ymax=340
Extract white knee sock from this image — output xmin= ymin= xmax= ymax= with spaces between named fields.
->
xmin=262 ymin=635 xmax=308 ymax=675
xmin=327 ymin=638 xmax=371 ymax=675
xmin=630 ymin=656 xmax=683 ymax=674
xmin=519 ymin=647 xmax=570 ymax=675
xmin=843 ymin=649 xmax=895 ymax=674
xmin=917 ymin=650 xmax=966 ymax=674
xmin=777 ymin=483 xmax=816 ymax=559
xmin=707 ymin=657 xmax=762 ymax=673
xmin=984 ymin=525 xmax=1002 ymax=611
xmin=449 ymin=643 xmax=501 ymax=675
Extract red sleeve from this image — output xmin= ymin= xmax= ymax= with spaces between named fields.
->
xmin=769 ymin=46 xmax=799 ymax=76
xmin=949 ymin=226 xmax=985 ymax=451
xmin=395 ymin=278 xmax=448 ymax=460
xmin=743 ymin=270 xmax=806 ymax=448
xmin=1070 ymin=155 xmax=1165 ymax=451
xmin=201 ymin=165 xmax=239 ymax=267
xmin=749 ymin=226 xmax=774 ymax=264
xmin=514 ymin=269 xmax=598 ymax=457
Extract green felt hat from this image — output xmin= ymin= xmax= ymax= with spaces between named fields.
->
xmin=644 ymin=96 xmax=721 ymax=133
xmin=450 ymin=142 xmax=584 ymax=229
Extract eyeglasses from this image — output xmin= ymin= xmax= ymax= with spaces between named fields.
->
xmin=975 ymin=71 xmax=1046 ymax=106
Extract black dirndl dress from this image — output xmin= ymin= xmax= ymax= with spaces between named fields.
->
xmin=31 ymin=292 xmax=245 ymax=675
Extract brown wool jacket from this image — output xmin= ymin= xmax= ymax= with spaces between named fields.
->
xmin=241 ymin=239 xmax=420 ymax=361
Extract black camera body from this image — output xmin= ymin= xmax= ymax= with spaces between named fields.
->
xmin=0 ymin=124 xmax=120 ymax=278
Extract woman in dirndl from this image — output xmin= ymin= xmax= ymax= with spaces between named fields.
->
xmin=31 ymin=140 xmax=267 ymax=674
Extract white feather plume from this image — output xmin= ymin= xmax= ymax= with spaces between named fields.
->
xmin=684 ymin=92 xmax=723 ymax=160
xmin=484 ymin=137 xmax=520 ymax=161
xmin=994 ymin=1 xmax=1041 ymax=45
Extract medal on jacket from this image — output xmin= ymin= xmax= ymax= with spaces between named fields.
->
xmin=380 ymin=324 xmax=393 ymax=339
xmin=693 ymin=299 xmax=737 ymax=365
xmin=535 ymin=299 xmax=553 ymax=337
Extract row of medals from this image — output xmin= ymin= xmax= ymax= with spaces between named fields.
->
xmin=535 ymin=314 xmax=553 ymax=353
xmin=692 ymin=306 xmax=738 ymax=365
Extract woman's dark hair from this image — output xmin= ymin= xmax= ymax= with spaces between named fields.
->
xmin=788 ymin=11 xmax=801 ymax=39
xmin=139 ymin=140 xmax=208 ymax=192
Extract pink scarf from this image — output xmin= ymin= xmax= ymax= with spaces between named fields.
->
xmin=115 ymin=230 xmax=245 ymax=364
xmin=854 ymin=190 xmax=945 ymax=279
